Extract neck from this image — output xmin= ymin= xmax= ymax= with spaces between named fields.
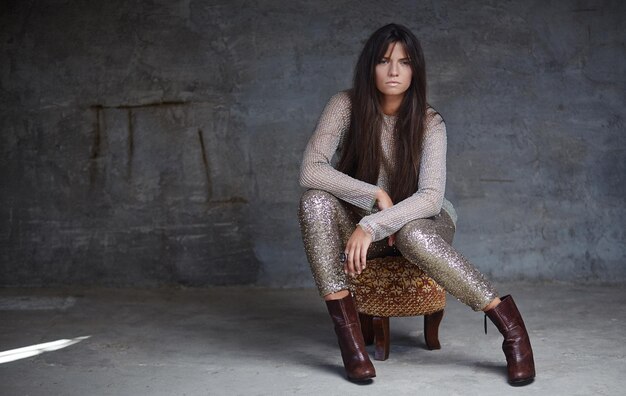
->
xmin=380 ymin=94 xmax=404 ymax=116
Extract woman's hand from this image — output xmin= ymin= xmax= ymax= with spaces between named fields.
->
xmin=344 ymin=188 xmax=397 ymax=277
xmin=375 ymin=189 xmax=393 ymax=211
xmin=375 ymin=189 xmax=396 ymax=246
xmin=344 ymin=225 xmax=373 ymax=277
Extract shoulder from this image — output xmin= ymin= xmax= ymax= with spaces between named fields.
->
xmin=425 ymin=105 xmax=445 ymax=129
xmin=326 ymin=90 xmax=353 ymax=112
xmin=423 ymin=105 xmax=446 ymax=145
xmin=318 ymin=90 xmax=352 ymax=125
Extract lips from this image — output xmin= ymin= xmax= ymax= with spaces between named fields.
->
xmin=386 ymin=81 xmax=401 ymax=85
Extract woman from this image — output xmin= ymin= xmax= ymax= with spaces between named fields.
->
xmin=298 ymin=23 xmax=535 ymax=385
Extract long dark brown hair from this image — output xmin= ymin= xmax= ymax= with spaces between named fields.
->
xmin=336 ymin=23 xmax=439 ymax=203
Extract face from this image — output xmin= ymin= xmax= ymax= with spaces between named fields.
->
xmin=375 ymin=42 xmax=412 ymax=99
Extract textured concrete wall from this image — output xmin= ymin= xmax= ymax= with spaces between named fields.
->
xmin=1 ymin=0 xmax=624 ymax=287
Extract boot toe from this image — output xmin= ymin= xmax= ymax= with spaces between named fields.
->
xmin=509 ymin=376 xmax=535 ymax=386
xmin=508 ymin=367 xmax=535 ymax=386
xmin=347 ymin=367 xmax=376 ymax=382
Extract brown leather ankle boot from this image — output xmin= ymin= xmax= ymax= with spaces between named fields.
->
xmin=485 ymin=295 xmax=536 ymax=386
xmin=325 ymin=294 xmax=376 ymax=382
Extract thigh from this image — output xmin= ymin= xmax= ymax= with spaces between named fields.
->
xmin=299 ymin=189 xmax=358 ymax=234
xmin=432 ymin=209 xmax=456 ymax=245
xmin=395 ymin=209 xmax=455 ymax=246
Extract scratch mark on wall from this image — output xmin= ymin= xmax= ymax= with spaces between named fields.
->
xmin=127 ymin=109 xmax=134 ymax=179
xmin=89 ymin=106 xmax=103 ymax=185
xmin=90 ymin=101 xmax=189 ymax=110
xmin=210 ymin=197 xmax=248 ymax=205
xmin=479 ymin=178 xmax=515 ymax=183
xmin=197 ymin=129 xmax=212 ymax=201
xmin=16 ymin=0 xmax=36 ymax=41
xmin=7 ymin=207 xmax=13 ymax=239
xmin=91 ymin=107 xmax=102 ymax=159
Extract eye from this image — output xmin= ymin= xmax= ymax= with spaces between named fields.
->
xmin=400 ymin=59 xmax=411 ymax=65
xmin=378 ymin=58 xmax=389 ymax=64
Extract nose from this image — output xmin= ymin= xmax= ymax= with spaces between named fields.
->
xmin=388 ymin=61 xmax=399 ymax=77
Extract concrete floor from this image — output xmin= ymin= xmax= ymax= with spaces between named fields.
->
xmin=1 ymin=282 xmax=625 ymax=396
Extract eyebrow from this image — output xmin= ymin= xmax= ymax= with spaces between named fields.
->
xmin=381 ymin=56 xmax=411 ymax=61
xmin=382 ymin=42 xmax=410 ymax=60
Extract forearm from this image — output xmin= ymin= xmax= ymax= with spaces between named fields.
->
xmin=358 ymin=189 xmax=443 ymax=241
xmin=299 ymin=162 xmax=379 ymax=210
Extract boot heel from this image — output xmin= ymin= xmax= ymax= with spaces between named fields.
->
xmin=326 ymin=294 xmax=376 ymax=382
xmin=485 ymin=295 xmax=535 ymax=386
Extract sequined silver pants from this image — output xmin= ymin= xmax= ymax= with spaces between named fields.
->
xmin=298 ymin=189 xmax=498 ymax=311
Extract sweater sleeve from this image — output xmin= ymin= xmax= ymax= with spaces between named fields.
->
xmin=358 ymin=113 xmax=447 ymax=241
xmin=299 ymin=91 xmax=380 ymax=210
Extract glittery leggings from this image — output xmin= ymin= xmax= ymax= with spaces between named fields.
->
xmin=298 ymin=189 xmax=498 ymax=311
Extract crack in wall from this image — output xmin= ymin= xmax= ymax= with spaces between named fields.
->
xmin=89 ymin=101 xmax=189 ymax=110
xmin=479 ymin=178 xmax=515 ymax=183
xmin=89 ymin=106 xmax=102 ymax=185
xmin=86 ymin=104 xmax=247 ymax=206
xmin=127 ymin=109 xmax=134 ymax=180
xmin=197 ymin=129 xmax=212 ymax=202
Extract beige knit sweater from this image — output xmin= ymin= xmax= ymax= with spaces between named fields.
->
xmin=300 ymin=91 xmax=457 ymax=242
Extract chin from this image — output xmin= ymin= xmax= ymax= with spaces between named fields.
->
xmin=380 ymin=89 xmax=409 ymax=97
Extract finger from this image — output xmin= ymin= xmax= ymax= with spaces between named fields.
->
xmin=353 ymin=243 xmax=363 ymax=276
xmin=342 ymin=241 xmax=350 ymax=274
xmin=347 ymin=244 xmax=356 ymax=277
xmin=388 ymin=234 xmax=396 ymax=246
xmin=355 ymin=239 xmax=369 ymax=274
xmin=358 ymin=242 xmax=368 ymax=274
xmin=341 ymin=251 xmax=350 ymax=275
xmin=352 ymin=241 xmax=359 ymax=274
xmin=353 ymin=242 xmax=362 ymax=274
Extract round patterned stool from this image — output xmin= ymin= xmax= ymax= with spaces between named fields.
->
xmin=349 ymin=255 xmax=446 ymax=360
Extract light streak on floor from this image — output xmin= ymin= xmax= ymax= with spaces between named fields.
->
xmin=0 ymin=336 xmax=91 ymax=364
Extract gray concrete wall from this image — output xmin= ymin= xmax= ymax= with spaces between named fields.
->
xmin=1 ymin=0 xmax=624 ymax=287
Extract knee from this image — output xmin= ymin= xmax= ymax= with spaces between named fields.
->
xmin=396 ymin=219 xmax=438 ymax=251
xmin=298 ymin=189 xmax=339 ymax=222
xmin=299 ymin=189 xmax=337 ymax=209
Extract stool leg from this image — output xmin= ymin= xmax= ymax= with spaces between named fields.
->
xmin=372 ymin=316 xmax=390 ymax=361
xmin=359 ymin=313 xmax=374 ymax=345
xmin=424 ymin=309 xmax=444 ymax=350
